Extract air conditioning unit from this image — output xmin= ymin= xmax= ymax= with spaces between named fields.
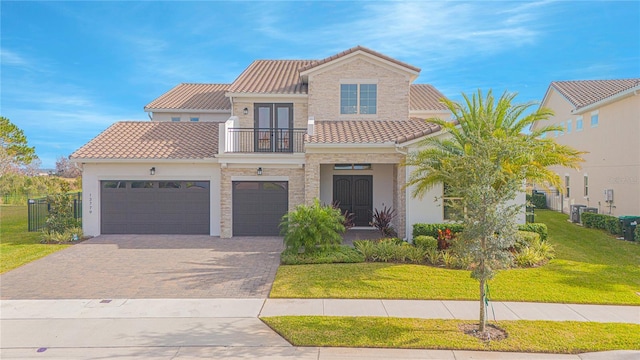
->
xmin=604 ymin=189 xmax=614 ymax=202
xmin=570 ymin=204 xmax=587 ymax=223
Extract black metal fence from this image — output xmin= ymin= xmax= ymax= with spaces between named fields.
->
xmin=226 ymin=128 xmax=306 ymax=153
xmin=28 ymin=193 xmax=82 ymax=232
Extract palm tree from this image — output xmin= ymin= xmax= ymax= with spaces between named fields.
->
xmin=406 ymin=89 xmax=584 ymax=335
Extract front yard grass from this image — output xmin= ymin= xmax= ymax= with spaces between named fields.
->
xmin=0 ymin=205 xmax=69 ymax=273
xmin=271 ymin=210 xmax=640 ymax=304
xmin=262 ymin=316 xmax=640 ymax=353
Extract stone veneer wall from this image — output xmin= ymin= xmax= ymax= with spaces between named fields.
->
xmin=307 ymin=57 xmax=411 ymax=121
xmin=220 ymin=166 xmax=305 ymax=238
xmin=304 ymin=152 xmax=406 ymax=238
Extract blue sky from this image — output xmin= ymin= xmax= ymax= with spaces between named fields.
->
xmin=2 ymin=1 xmax=639 ymax=169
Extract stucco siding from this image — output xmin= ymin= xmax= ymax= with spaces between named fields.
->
xmin=542 ymin=91 xmax=640 ymax=215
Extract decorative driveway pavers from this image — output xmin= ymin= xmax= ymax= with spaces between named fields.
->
xmin=0 ymin=235 xmax=283 ymax=300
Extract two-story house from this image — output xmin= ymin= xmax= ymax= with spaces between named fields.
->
xmin=71 ymin=46 xmax=475 ymax=239
xmin=531 ymin=79 xmax=640 ymax=216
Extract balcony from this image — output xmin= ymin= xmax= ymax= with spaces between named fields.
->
xmin=224 ymin=128 xmax=306 ymax=153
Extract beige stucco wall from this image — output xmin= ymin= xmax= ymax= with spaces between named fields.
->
xmin=80 ymin=162 xmax=221 ymax=237
xmin=231 ymin=98 xmax=308 ymax=129
xmin=307 ymin=56 xmax=411 ymax=121
xmin=540 ymin=89 xmax=640 ymax=215
xmin=219 ymin=165 xmax=305 ymax=238
xmin=152 ymin=112 xmax=230 ymax=122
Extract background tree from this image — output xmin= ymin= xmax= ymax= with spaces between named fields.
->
xmin=0 ymin=116 xmax=38 ymax=175
xmin=55 ymin=156 xmax=82 ymax=178
xmin=406 ymin=90 xmax=584 ymax=336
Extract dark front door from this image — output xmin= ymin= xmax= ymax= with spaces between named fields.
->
xmin=333 ymin=175 xmax=373 ymax=227
xmin=254 ymin=103 xmax=293 ymax=152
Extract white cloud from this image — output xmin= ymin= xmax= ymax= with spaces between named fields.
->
xmin=1 ymin=48 xmax=29 ymax=67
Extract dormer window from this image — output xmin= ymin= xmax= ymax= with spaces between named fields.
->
xmin=340 ymin=83 xmax=377 ymax=115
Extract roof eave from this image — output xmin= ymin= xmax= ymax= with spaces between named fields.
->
xmin=70 ymin=157 xmax=218 ymax=164
xmin=572 ymin=85 xmax=640 ymax=115
xmin=144 ymin=108 xmax=231 ymax=113
xmin=225 ymin=92 xmax=308 ymax=98
xmin=299 ymin=49 xmax=420 ymax=79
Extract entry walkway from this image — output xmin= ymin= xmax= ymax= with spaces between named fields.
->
xmin=1 ymin=298 xmax=638 ymax=359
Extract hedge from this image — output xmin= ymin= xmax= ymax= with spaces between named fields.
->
xmin=635 ymin=225 xmax=640 ymax=242
xmin=413 ymin=222 xmax=548 ymax=241
xmin=526 ymin=193 xmax=547 ymax=209
xmin=581 ymin=212 xmax=623 ymax=235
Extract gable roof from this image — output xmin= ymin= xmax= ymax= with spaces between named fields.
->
xmin=299 ymin=45 xmax=421 ymax=73
xmin=144 ymin=83 xmax=231 ymax=111
xmin=410 ymin=84 xmax=449 ymax=111
xmin=307 ymin=119 xmax=442 ymax=145
xmin=550 ymin=79 xmax=640 ymax=110
xmin=227 ymin=60 xmax=314 ymax=94
xmin=70 ymin=122 xmax=219 ymax=160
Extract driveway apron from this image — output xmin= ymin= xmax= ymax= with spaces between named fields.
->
xmin=0 ymin=235 xmax=283 ymax=300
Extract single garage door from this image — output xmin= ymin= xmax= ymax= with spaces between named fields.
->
xmin=101 ymin=180 xmax=210 ymax=234
xmin=233 ymin=181 xmax=288 ymax=236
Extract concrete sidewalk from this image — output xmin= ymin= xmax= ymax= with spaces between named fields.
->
xmin=1 ymin=299 xmax=638 ymax=359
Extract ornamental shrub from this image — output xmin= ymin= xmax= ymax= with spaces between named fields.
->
xmin=414 ymin=235 xmax=438 ymax=251
xmin=280 ymin=198 xmax=345 ymax=254
xmin=634 ymin=225 xmax=639 ymax=242
xmin=280 ymin=246 xmax=364 ymax=265
xmin=517 ymin=223 xmax=548 ymax=241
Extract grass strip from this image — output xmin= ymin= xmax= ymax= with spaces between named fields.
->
xmin=262 ymin=316 xmax=640 ymax=353
xmin=1 ymin=205 xmax=70 ymax=273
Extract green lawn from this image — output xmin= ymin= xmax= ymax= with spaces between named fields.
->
xmin=271 ymin=210 xmax=640 ymax=304
xmin=0 ymin=205 xmax=69 ymax=273
xmin=262 ymin=316 xmax=640 ymax=353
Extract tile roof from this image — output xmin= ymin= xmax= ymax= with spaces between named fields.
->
xmin=144 ymin=83 xmax=231 ymax=110
xmin=307 ymin=119 xmax=442 ymax=145
xmin=227 ymin=60 xmax=314 ymax=94
xmin=551 ymin=79 xmax=640 ymax=109
xmin=410 ymin=84 xmax=449 ymax=111
xmin=70 ymin=122 xmax=219 ymax=160
xmin=300 ymin=45 xmax=421 ymax=73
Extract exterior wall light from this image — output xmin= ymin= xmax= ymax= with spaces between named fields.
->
xmin=257 ymin=167 xmax=262 ymax=176
xmin=150 ymin=167 xmax=156 ymax=176
xmin=243 ymin=107 xmax=249 ymax=115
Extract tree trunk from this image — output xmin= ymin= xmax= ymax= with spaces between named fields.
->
xmin=479 ymin=277 xmax=486 ymax=333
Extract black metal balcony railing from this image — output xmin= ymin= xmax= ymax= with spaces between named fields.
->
xmin=226 ymin=128 xmax=306 ymax=153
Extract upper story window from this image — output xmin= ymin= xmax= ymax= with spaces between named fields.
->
xmin=190 ymin=117 xmax=199 ymax=122
xmin=590 ymin=111 xmax=599 ymax=127
xmin=171 ymin=117 xmax=180 ymax=122
xmin=558 ymin=122 xmax=564 ymax=136
xmin=576 ymin=117 xmax=583 ymax=131
xmin=340 ymin=83 xmax=377 ymax=115
xmin=566 ymin=119 xmax=572 ymax=134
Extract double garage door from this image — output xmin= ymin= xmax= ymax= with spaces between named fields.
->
xmin=101 ymin=180 xmax=210 ymax=234
xmin=233 ymin=181 xmax=288 ymax=236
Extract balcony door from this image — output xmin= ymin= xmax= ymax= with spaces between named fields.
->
xmin=254 ymin=103 xmax=293 ymax=152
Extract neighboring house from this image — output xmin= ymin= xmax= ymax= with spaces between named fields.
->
xmin=71 ymin=46 xmax=524 ymax=238
xmin=531 ymin=79 xmax=640 ymax=216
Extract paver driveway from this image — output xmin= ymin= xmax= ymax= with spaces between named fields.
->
xmin=0 ymin=235 xmax=283 ymax=299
